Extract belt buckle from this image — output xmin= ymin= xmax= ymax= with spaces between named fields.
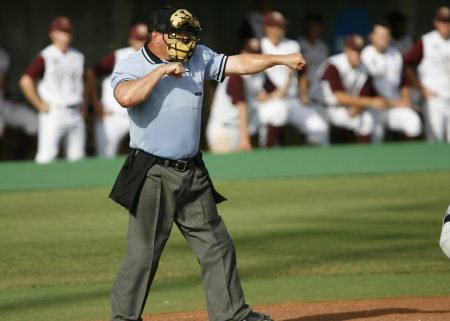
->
xmin=174 ymin=160 xmax=188 ymax=171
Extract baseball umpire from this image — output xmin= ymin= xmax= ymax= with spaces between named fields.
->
xmin=108 ymin=6 xmax=306 ymax=321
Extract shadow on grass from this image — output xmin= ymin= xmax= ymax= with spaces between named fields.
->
xmin=284 ymin=307 xmax=450 ymax=321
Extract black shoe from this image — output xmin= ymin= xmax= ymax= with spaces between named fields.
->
xmin=242 ymin=311 xmax=274 ymax=321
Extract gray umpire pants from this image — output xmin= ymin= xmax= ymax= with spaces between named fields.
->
xmin=110 ymin=163 xmax=251 ymax=321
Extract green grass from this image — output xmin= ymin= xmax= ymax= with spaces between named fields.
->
xmin=1 ymin=171 xmax=450 ymax=321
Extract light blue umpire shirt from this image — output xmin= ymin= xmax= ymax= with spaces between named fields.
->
xmin=111 ymin=44 xmax=228 ymax=160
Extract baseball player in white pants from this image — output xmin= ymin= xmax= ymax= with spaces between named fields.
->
xmin=404 ymin=6 xmax=450 ymax=142
xmin=311 ymin=35 xmax=404 ymax=142
xmin=19 ymin=17 xmax=86 ymax=164
xmin=87 ymin=23 xmax=147 ymax=158
xmin=259 ymin=11 xmax=329 ymax=147
xmin=362 ymin=23 xmax=422 ymax=143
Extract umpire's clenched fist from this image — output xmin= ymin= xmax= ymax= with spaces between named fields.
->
xmin=164 ymin=62 xmax=186 ymax=77
xmin=283 ymin=53 xmax=307 ymax=71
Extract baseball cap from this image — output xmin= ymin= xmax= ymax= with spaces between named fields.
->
xmin=148 ymin=6 xmax=201 ymax=36
xmin=129 ymin=23 xmax=148 ymax=41
xmin=435 ymin=6 xmax=450 ymax=22
xmin=263 ymin=11 xmax=288 ymax=28
xmin=49 ymin=16 xmax=73 ymax=33
xmin=344 ymin=34 xmax=365 ymax=52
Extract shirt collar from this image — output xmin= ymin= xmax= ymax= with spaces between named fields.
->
xmin=142 ymin=43 xmax=163 ymax=64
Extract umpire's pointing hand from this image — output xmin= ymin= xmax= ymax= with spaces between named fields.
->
xmin=283 ymin=53 xmax=307 ymax=71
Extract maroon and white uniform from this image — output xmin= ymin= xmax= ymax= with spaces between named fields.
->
xmin=404 ymin=30 xmax=450 ymax=142
xmin=260 ymin=37 xmax=329 ymax=146
xmin=26 ymin=44 xmax=85 ymax=163
xmin=93 ymin=47 xmax=135 ymax=157
xmin=362 ymin=45 xmax=422 ymax=142
xmin=206 ymin=74 xmax=263 ymax=152
xmin=311 ymin=53 xmax=375 ymax=136
xmin=0 ymin=48 xmax=37 ymax=137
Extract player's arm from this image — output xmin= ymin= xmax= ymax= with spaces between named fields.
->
xmin=236 ymin=101 xmax=252 ymax=151
xmin=224 ymin=53 xmax=306 ymax=76
xmin=87 ymin=53 xmax=116 ymax=117
xmin=298 ymin=67 xmax=311 ymax=105
xmin=19 ymin=55 xmax=49 ymax=113
xmin=227 ymin=75 xmax=252 ymax=151
xmin=114 ymin=63 xmax=184 ymax=108
xmin=19 ymin=75 xmax=49 ymax=113
xmin=403 ymin=38 xmax=436 ymax=98
xmin=85 ymin=68 xmax=102 ymax=116
xmin=334 ymin=91 xmax=387 ymax=110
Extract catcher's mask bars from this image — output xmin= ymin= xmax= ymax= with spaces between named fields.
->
xmin=149 ymin=7 xmax=201 ymax=63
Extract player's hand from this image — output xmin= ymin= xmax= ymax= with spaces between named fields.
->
xmin=421 ymin=87 xmax=437 ymax=98
xmin=164 ymin=62 xmax=185 ymax=78
xmin=300 ymin=94 xmax=311 ymax=105
xmin=256 ymin=91 xmax=270 ymax=102
xmin=37 ymin=101 xmax=50 ymax=113
xmin=369 ymin=97 xmax=389 ymax=110
xmin=283 ymin=53 xmax=306 ymax=71
xmin=347 ymin=106 xmax=362 ymax=117
xmin=388 ymin=98 xmax=412 ymax=108
xmin=239 ymin=137 xmax=252 ymax=152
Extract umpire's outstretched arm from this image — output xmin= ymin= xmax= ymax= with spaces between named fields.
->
xmin=225 ymin=53 xmax=306 ymax=76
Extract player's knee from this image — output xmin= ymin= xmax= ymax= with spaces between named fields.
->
xmin=403 ymin=116 xmax=422 ymax=137
xmin=305 ymin=115 xmax=329 ymax=133
xmin=305 ymin=116 xmax=329 ymax=146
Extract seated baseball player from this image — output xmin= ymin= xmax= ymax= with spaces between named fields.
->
xmin=259 ymin=11 xmax=329 ymax=147
xmin=361 ymin=23 xmax=422 ymax=142
xmin=440 ymin=204 xmax=450 ymax=259
xmin=311 ymin=34 xmax=404 ymax=143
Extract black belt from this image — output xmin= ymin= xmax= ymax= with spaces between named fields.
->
xmin=134 ymin=150 xmax=196 ymax=172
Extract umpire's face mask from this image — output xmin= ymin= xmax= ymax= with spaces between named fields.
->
xmin=164 ymin=31 xmax=199 ymax=63
xmin=162 ymin=8 xmax=201 ymax=63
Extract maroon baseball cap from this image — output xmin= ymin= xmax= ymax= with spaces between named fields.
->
xmin=435 ymin=6 xmax=450 ymax=22
xmin=344 ymin=34 xmax=365 ymax=52
xmin=129 ymin=23 xmax=148 ymax=41
xmin=49 ymin=16 xmax=74 ymax=33
xmin=263 ymin=11 xmax=288 ymax=28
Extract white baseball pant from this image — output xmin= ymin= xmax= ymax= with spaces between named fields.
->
xmin=206 ymin=121 xmax=240 ymax=153
xmin=370 ymin=107 xmax=422 ymax=143
xmin=35 ymin=105 xmax=85 ymax=164
xmin=258 ymin=98 xmax=329 ymax=146
xmin=424 ymin=96 xmax=450 ymax=142
xmin=95 ymin=114 xmax=129 ymax=158
xmin=327 ymin=106 xmax=374 ymax=136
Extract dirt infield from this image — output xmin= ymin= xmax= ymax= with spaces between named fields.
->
xmin=143 ymin=296 xmax=450 ymax=321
